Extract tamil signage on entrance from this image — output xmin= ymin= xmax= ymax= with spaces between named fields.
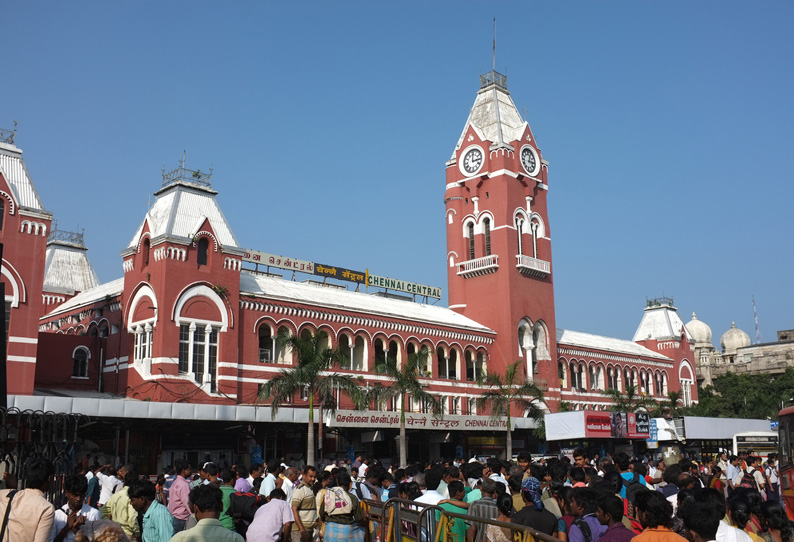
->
xmin=328 ymin=410 xmax=514 ymax=431
xmin=366 ymin=273 xmax=442 ymax=299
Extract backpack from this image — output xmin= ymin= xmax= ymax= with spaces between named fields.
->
xmin=622 ymin=473 xmax=650 ymax=504
xmin=323 ymin=486 xmax=353 ymax=516
xmin=572 ymin=518 xmax=592 ymax=542
xmin=739 ymin=469 xmax=758 ymax=490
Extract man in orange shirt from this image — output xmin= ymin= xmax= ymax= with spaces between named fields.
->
xmin=632 ymin=491 xmax=687 ymax=542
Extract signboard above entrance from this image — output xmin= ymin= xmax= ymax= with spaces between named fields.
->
xmin=327 ymin=410 xmax=535 ymax=431
xmin=242 ymin=249 xmax=442 ymax=299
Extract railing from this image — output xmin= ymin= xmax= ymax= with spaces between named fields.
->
xmin=480 ymin=70 xmax=508 ymax=91
xmin=456 ymin=254 xmax=498 ymax=278
xmin=47 ymin=225 xmax=85 ymax=246
xmin=162 ymin=154 xmax=213 ymax=189
xmin=366 ymin=497 xmax=562 ymax=542
xmin=0 ymin=125 xmax=16 ymax=145
xmin=516 ymin=254 xmax=550 ymax=277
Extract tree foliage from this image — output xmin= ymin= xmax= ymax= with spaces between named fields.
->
xmin=687 ymin=368 xmax=794 ymax=420
xmin=601 ymin=384 xmax=657 ymax=413
xmin=257 ymin=328 xmax=365 ymax=466
xmin=369 ymin=345 xmax=442 ymax=467
xmin=476 ymin=361 xmax=545 ymax=458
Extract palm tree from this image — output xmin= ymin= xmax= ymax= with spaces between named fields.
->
xmin=601 ymin=384 xmax=657 ymax=412
xmin=257 ymin=328 xmax=364 ymax=467
xmin=476 ymin=360 xmax=545 ymax=460
xmin=369 ymin=345 xmax=441 ymax=467
xmin=649 ymin=390 xmax=683 ymax=418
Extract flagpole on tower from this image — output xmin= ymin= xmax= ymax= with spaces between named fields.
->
xmin=493 ymin=17 xmax=497 ymax=71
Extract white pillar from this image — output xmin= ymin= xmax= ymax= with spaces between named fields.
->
xmin=203 ymin=324 xmax=213 ymax=386
xmin=187 ymin=322 xmax=196 ymax=379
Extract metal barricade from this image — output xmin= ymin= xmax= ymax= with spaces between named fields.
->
xmin=364 ymin=498 xmax=563 ymax=542
xmin=434 ymin=509 xmax=563 ymax=542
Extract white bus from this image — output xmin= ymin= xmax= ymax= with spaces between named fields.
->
xmin=732 ymin=431 xmax=778 ymax=459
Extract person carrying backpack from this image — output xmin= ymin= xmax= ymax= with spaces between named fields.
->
xmin=319 ymin=471 xmax=366 ymax=542
xmin=735 ymin=456 xmax=765 ymax=493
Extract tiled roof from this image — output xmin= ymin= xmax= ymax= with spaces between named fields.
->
xmin=632 ymin=305 xmax=694 ymax=342
xmin=43 ymin=241 xmax=100 ymax=293
xmin=557 ymin=328 xmax=672 ymax=361
xmin=240 ymin=272 xmax=494 ymax=334
xmin=127 ymin=183 xmax=240 ymax=250
xmin=452 ymin=84 xmax=527 ymax=157
xmin=0 ymin=141 xmax=48 ymax=212
xmin=42 ymin=278 xmax=124 ymax=318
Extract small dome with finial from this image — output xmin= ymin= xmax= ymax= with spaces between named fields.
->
xmin=686 ymin=312 xmax=713 ymax=347
xmin=720 ymin=322 xmax=751 ymax=354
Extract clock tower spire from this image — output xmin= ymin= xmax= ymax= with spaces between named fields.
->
xmin=444 ymin=70 xmax=559 ymax=403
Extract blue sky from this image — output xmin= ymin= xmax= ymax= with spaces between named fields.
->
xmin=2 ymin=1 xmax=792 ymax=344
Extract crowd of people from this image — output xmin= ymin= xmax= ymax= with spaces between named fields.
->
xmin=0 ymin=448 xmax=790 ymax=542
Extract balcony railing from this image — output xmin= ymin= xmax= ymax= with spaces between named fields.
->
xmin=516 ymin=255 xmax=550 ymax=278
xmin=456 ymin=254 xmax=498 ymax=278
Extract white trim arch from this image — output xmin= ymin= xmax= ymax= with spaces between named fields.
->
xmin=127 ymin=283 xmax=158 ymax=331
xmin=1 ymin=264 xmax=22 ymax=308
xmin=172 ymin=284 xmax=230 ymax=331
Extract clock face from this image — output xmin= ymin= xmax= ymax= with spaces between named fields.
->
xmin=520 ymin=145 xmax=539 ymax=176
xmin=460 ymin=146 xmax=484 ymax=176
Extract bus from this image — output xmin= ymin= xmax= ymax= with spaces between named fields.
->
xmin=733 ymin=431 xmax=778 ymax=460
xmin=778 ymin=407 xmax=794 ymax=519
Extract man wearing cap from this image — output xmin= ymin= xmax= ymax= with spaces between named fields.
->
xmin=511 ymin=477 xmax=558 ymax=536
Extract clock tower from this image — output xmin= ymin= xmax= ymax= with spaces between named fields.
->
xmin=445 ymin=70 xmax=559 ymax=405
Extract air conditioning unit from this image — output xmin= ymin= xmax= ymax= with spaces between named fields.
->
xmin=259 ymin=349 xmax=272 ymax=363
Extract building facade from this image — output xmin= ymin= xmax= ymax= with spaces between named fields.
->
xmin=3 ymin=70 xmax=698 ymax=468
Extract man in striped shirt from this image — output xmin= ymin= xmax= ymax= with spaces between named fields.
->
xmin=291 ymin=466 xmax=318 ymax=542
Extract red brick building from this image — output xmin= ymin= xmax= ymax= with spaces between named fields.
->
xmin=3 ymin=71 xmax=697 ymax=469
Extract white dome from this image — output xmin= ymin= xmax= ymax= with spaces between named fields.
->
xmin=720 ymin=322 xmax=751 ymax=354
xmin=685 ymin=312 xmax=712 ymax=346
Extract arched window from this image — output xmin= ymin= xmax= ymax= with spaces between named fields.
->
xmin=72 ymin=348 xmax=89 ymax=378
xmin=338 ymin=334 xmax=351 ymax=369
xmin=274 ymin=326 xmax=290 ymax=364
xmin=570 ymin=362 xmax=578 ymax=389
xmin=258 ymin=325 xmax=274 ymax=363
xmin=197 ymin=237 xmax=209 ymax=266
xmin=516 ymin=217 xmax=524 ymax=255
xmin=353 ymin=336 xmax=366 ymax=371
xmin=437 ymin=347 xmax=449 ymax=379
xmin=143 ymin=238 xmax=150 ymax=267
xmin=558 ymin=360 xmax=567 ymax=388
xmin=483 ymin=218 xmax=491 ymax=256
xmin=374 ymin=338 xmax=387 ymax=367
xmin=531 ymin=220 xmax=540 ymax=258
xmin=0 ymin=199 xmax=4 ymax=231
xmin=467 ymin=223 xmax=475 ymax=260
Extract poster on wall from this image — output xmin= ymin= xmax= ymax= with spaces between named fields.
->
xmin=627 ymin=412 xmax=651 ymax=438
xmin=584 ymin=412 xmax=613 ymax=438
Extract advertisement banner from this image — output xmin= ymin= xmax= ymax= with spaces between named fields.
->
xmin=584 ymin=412 xmax=613 ymax=438
xmin=628 ymin=412 xmax=651 ymax=438
xmin=580 ymin=411 xmax=650 ymax=439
